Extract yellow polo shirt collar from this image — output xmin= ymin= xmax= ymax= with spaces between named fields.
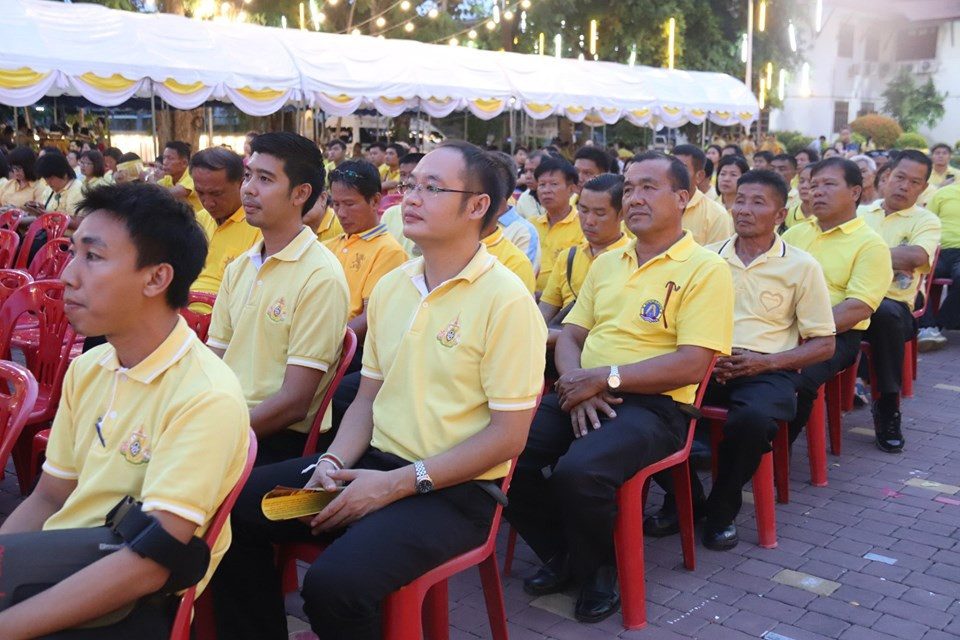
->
xmin=716 ymin=232 xmax=787 ymax=267
xmin=401 ymin=243 xmax=497 ymax=292
xmin=482 ymin=227 xmax=507 ymax=248
xmin=97 ymin=317 xmax=194 ymax=384
xmin=247 ymin=226 xmax=316 ymax=265
xmin=620 ymin=229 xmax=699 ymax=267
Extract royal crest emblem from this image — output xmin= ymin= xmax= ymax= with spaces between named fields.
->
xmin=437 ymin=314 xmax=462 ymax=348
xmin=119 ymin=428 xmax=152 ymax=465
xmin=266 ymin=297 xmax=287 ymax=323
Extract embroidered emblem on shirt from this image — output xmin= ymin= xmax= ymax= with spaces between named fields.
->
xmin=760 ymin=290 xmax=784 ymax=312
xmin=350 ymin=253 xmax=367 ymax=272
xmin=639 ymin=300 xmax=663 ymax=323
xmin=266 ymin=297 xmax=287 ymax=323
xmin=437 ymin=314 xmax=462 ymax=348
xmin=119 ymin=428 xmax=152 ymax=465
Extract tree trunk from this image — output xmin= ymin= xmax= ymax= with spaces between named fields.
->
xmin=156 ymin=0 xmax=204 ymax=152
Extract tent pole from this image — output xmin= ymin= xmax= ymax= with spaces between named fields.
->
xmin=150 ymin=81 xmax=158 ymax=160
xmin=509 ymin=107 xmax=515 ymax=154
xmin=463 ymin=111 xmax=468 ymax=141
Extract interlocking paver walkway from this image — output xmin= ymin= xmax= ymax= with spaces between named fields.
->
xmin=4 ymin=337 xmax=960 ymax=639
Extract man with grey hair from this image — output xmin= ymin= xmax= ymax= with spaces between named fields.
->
xmin=852 ymin=154 xmax=878 ymax=205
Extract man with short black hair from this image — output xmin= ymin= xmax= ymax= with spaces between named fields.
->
xmin=857 ymin=149 xmax=940 ymax=452
xmin=574 ymin=146 xmax=612 ymax=190
xmin=488 ymin=150 xmax=541 ymax=270
xmin=381 ymin=152 xmax=425 ymax=256
xmin=32 ymin=151 xmax=85 ymax=216
xmin=189 ymin=147 xmax=262 ymax=298
xmin=366 ymin=142 xmax=387 ymax=174
xmin=532 ymin=156 xmax=584 ymax=291
xmin=211 ymin=141 xmax=546 ymax=640
xmin=103 ymin=147 xmax=122 ymax=182
xmin=771 ymin=153 xmax=800 ymax=209
xmin=381 ymin=143 xmax=405 ymax=193
xmin=149 ymin=141 xmax=202 ymax=213
xmin=515 ymin=150 xmax=549 ymax=220
xmin=0 ymin=182 xmax=250 ymax=638
xmin=325 ymin=139 xmax=348 ymax=170
xmin=208 ymin=132 xmax=350 ymax=465
xmin=752 ymin=150 xmax=774 ymax=170
xmin=671 ymin=144 xmax=734 ymax=245
xmin=507 ymin=152 xmax=734 ymax=623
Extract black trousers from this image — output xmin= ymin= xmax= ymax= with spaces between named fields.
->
xmin=700 ymin=371 xmax=799 ymax=528
xmin=255 ymin=429 xmax=308 ymax=467
xmin=39 ymin=596 xmax=177 ymax=639
xmin=210 ymin=448 xmax=495 ymax=640
xmin=863 ymin=298 xmax=916 ymax=395
xmin=789 ymin=330 xmax=861 ymax=443
xmin=504 ymin=392 xmax=686 ymax=582
xmin=920 ymin=247 xmax=960 ymax=329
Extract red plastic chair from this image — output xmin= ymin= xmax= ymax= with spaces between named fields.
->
xmin=613 ymin=359 xmax=715 ymax=630
xmin=378 ymin=193 xmax=403 ymax=214
xmin=0 ymin=281 xmax=75 ymax=493
xmin=0 ymin=228 xmax=21 ymax=269
xmin=169 ymin=430 xmax=258 ymax=640
xmin=0 ymin=269 xmax=32 ymax=307
xmin=301 ymin=327 xmax=357 ymax=456
xmin=179 ymin=291 xmax=218 ymax=343
xmin=27 ymin=237 xmax=72 ymax=280
xmin=14 ymin=212 xmax=70 ymax=269
xmin=0 ymin=361 xmax=39 ymax=485
xmin=0 ymin=208 xmax=23 ymax=231
xmin=703 ymin=406 xmax=790 ymax=550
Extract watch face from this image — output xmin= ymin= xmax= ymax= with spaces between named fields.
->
xmin=417 ymin=478 xmax=434 ymax=494
xmin=608 ymin=375 xmax=621 ymax=388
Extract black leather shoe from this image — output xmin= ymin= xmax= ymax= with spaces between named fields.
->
xmin=643 ymin=501 xmax=705 ymax=537
xmin=872 ymin=402 xmax=905 ymax=453
xmin=703 ymin=522 xmax=739 ymax=551
xmin=574 ymin=565 xmax=620 ymax=623
xmin=523 ymin=554 xmax=571 ymax=596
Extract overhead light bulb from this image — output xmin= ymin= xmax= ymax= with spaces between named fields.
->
xmin=404 ymin=21 xmax=415 ymax=32
xmin=428 ymin=8 xmax=438 ymax=18
xmin=468 ymin=29 xmax=478 ymax=39
xmin=400 ymin=0 xmax=411 ymax=10
xmin=376 ymin=16 xmax=386 ymax=27
xmin=449 ymin=37 xmax=459 ymax=45
xmin=503 ymin=10 xmax=513 ymax=20
xmin=486 ymin=20 xmax=496 ymax=30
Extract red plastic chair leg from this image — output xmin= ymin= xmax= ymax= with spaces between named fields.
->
xmin=478 ymin=555 xmax=509 ymax=640
xmin=825 ymin=375 xmax=843 ymax=456
xmin=502 ymin=526 xmax=518 ymax=577
xmin=382 ymin=587 xmax=423 ymax=640
xmin=912 ymin=335 xmax=918 ymax=381
xmin=752 ymin=452 xmax=777 ymax=549
xmin=614 ymin=475 xmax=647 ymax=630
xmin=773 ymin=422 xmax=790 ymax=504
xmin=902 ymin=339 xmax=914 ymax=398
xmin=671 ymin=462 xmax=696 ymax=571
xmin=423 ymin=580 xmax=449 ymax=640
xmin=840 ymin=358 xmax=858 ymax=412
xmin=807 ymin=385 xmax=828 ymax=487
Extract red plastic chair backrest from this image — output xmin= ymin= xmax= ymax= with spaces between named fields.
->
xmin=378 ymin=193 xmax=403 ymax=214
xmin=178 ymin=291 xmax=218 ymax=343
xmin=15 ymin=212 xmax=70 ymax=269
xmin=914 ymin=246 xmax=941 ymax=318
xmin=0 ymin=269 xmax=33 ymax=309
xmin=302 ymin=327 xmax=358 ymax=455
xmin=27 ymin=237 xmax=72 ymax=281
xmin=0 ymin=281 xmax=74 ymax=416
xmin=168 ymin=430 xmax=258 ymax=640
xmin=0 ymin=209 xmax=23 ymax=231
xmin=0 ymin=229 xmax=20 ymax=269
xmin=0 ymin=360 xmax=39 ymax=482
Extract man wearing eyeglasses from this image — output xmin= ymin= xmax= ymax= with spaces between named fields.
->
xmin=207 ymin=132 xmax=350 ymax=465
xmin=211 ymin=140 xmax=546 ymax=640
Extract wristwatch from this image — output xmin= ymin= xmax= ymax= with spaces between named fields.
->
xmin=607 ymin=365 xmax=621 ymax=390
xmin=414 ymin=460 xmax=434 ymax=494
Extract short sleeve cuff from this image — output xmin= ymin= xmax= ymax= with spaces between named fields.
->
xmin=142 ymin=498 xmax=207 ymax=527
xmin=360 ymin=367 xmax=384 ymax=381
xmin=42 ymin=460 xmax=78 ymax=480
xmin=799 ymin=326 xmax=837 ymax=339
xmin=846 ymin=294 xmax=884 ymax=312
xmin=206 ymin=337 xmax=229 ymax=350
xmin=287 ymin=356 xmax=330 ymax=372
xmin=488 ymin=395 xmax=540 ymax=411
xmin=677 ymin=339 xmax=732 ymax=356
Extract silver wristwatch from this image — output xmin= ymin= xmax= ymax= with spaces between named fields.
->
xmin=414 ymin=460 xmax=434 ymax=494
xmin=607 ymin=365 xmax=622 ymax=390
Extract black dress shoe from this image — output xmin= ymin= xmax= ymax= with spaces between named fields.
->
xmin=523 ymin=554 xmax=571 ymax=596
xmin=575 ymin=565 xmax=620 ymax=623
xmin=873 ymin=402 xmax=905 ymax=453
xmin=643 ymin=501 xmax=706 ymax=537
xmin=703 ymin=522 xmax=739 ymax=551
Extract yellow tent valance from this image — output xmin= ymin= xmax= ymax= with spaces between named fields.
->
xmin=524 ymin=102 xmax=553 ymax=114
xmin=79 ymin=72 xmax=137 ymax=91
xmin=236 ymin=86 xmax=286 ymax=101
xmin=0 ymin=67 xmax=50 ymax=89
xmin=472 ymin=98 xmax=504 ymax=113
xmin=163 ymin=78 xmax=206 ymax=95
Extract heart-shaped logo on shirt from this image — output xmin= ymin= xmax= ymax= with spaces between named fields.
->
xmin=760 ymin=291 xmax=784 ymax=312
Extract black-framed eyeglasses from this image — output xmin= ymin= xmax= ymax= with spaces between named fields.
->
xmin=397 ymin=182 xmax=484 ymax=197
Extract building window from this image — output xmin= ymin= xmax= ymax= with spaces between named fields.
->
xmin=858 ymin=101 xmax=875 ymax=117
xmin=865 ymin=35 xmax=880 ymax=61
xmin=837 ymin=23 xmax=854 ymax=57
xmin=897 ymin=27 xmax=938 ymax=60
xmin=833 ymin=101 xmax=850 ymax=133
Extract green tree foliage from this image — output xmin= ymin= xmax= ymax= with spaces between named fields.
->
xmin=882 ymin=68 xmax=947 ymax=132
xmin=894 ymin=131 xmax=928 ymax=151
xmin=849 ymin=113 xmax=902 ymax=148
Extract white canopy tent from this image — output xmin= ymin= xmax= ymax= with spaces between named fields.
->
xmin=0 ymin=0 xmax=759 ymax=128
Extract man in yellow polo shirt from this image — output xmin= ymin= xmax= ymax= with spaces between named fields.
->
xmin=325 ymin=160 xmax=407 ymax=366
xmin=930 ymin=143 xmax=958 ymax=187
xmin=148 ymin=141 xmax=203 ymax=213
xmin=0 ymin=182 xmax=249 ymax=638
xmin=645 ymin=170 xmax=835 ymax=550
xmin=540 ymin=174 xmax=629 ymax=347
xmin=771 ymin=153 xmax=800 ymax=210
xmin=303 ymin=197 xmax=343 ymax=243
xmin=188 ymin=147 xmax=262 ymax=299
xmin=672 ymin=145 xmax=734 ymax=245
xmin=211 ymin=141 xmax=546 ymax=639
xmin=380 ymin=152 xmax=425 ymax=257
xmin=782 ymin=157 xmax=892 ymax=448
xmin=506 ymin=152 xmax=734 ymax=623
xmin=208 ymin=132 xmax=350 ymax=465
xmin=515 ymin=150 xmax=547 ymax=220
xmin=532 ymin=156 xmax=584 ymax=291
xmin=573 ymin=145 xmax=613 ymax=191
xmin=480 ymin=173 xmax=537 ymax=294
xmin=380 ymin=143 xmax=404 ymax=193
xmin=367 ymin=142 xmax=387 ymax=177
xmin=919 ymin=171 xmax=960 ymax=347
xmin=857 ymin=150 xmax=940 ymax=452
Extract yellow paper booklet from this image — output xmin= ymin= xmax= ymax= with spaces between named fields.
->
xmin=261 ymin=486 xmax=341 ymax=521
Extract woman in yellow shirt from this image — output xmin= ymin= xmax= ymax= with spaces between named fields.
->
xmin=716 ymin=154 xmax=750 ymax=213
xmin=0 ymin=147 xmax=45 ymax=208
xmin=79 ymin=149 xmax=109 ymax=192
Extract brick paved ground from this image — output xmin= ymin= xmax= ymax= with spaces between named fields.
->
xmin=4 ymin=337 xmax=960 ymax=639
